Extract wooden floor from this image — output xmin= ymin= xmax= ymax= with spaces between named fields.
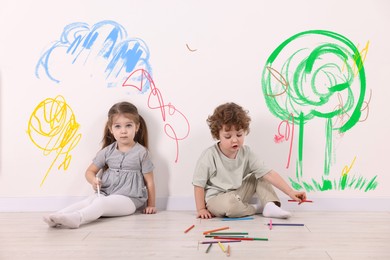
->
xmin=0 ymin=211 xmax=389 ymax=259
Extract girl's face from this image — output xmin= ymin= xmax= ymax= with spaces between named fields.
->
xmin=110 ymin=114 xmax=139 ymax=150
xmin=218 ymin=125 xmax=246 ymax=159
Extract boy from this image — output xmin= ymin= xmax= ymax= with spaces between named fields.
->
xmin=193 ymin=102 xmax=306 ymax=219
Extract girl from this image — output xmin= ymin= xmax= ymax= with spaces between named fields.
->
xmin=193 ymin=102 xmax=306 ymax=219
xmin=43 ymin=101 xmax=156 ymax=228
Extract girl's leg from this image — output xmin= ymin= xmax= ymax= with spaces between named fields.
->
xmin=43 ymin=195 xmax=97 ymax=227
xmin=50 ymin=195 xmax=136 ymax=228
xmin=81 ymin=194 xmax=136 ymax=222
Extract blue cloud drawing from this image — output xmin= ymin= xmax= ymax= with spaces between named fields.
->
xmin=35 ymin=20 xmax=151 ymax=91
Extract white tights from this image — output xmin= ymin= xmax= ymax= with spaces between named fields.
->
xmin=44 ymin=194 xmax=136 ymax=228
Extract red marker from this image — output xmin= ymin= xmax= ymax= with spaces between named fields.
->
xmin=184 ymin=224 xmax=195 ymax=233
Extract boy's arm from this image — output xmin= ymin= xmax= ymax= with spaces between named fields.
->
xmin=262 ymin=170 xmax=306 ymax=201
xmin=194 ymin=185 xmax=213 ymax=219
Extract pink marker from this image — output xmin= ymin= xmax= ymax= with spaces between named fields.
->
xmin=269 ymin=219 xmax=272 ymax=230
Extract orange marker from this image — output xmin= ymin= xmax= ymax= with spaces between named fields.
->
xmin=226 ymin=245 xmax=231 ymax=256
xmin=203 ymin=226 xmax=229 ymax=235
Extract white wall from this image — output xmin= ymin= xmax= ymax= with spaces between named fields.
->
xmin=1 ymin=0 xmax=389 ymax=211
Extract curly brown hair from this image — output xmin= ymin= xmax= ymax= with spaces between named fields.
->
xmin=207 ymin=102 xmax=251 ymax=140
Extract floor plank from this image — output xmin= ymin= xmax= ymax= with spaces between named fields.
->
xmin=0 ymin=211 xmax=389 ymax=259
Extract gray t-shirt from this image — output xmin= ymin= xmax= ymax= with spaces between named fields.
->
xmin=192 ymin=143 xmax=271 ymax=202
xmin=93 ymin=142 xmax=154 ymax=208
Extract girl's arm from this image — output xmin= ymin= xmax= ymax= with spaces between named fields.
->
xmin=262 ymin=170 xmax=307 ymax=201
xmin=194 ymin=186 xmax=213 ymax=219
xmin=85 ymin=163 xmax=101 ymax=191
xmin=143 ymin=172 xmax=157 ymax=214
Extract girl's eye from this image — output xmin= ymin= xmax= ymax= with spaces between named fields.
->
xmin=126 ymin=124 xmax=133 ymax=128
xmin=224 ymin=136 xmax=231 ymax=139
xmin=114 ymin=125 xmax=121 ymax=129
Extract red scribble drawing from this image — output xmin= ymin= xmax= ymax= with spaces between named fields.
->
xmin=122 ymin=69 xmax=190 ymax=163
xmin=274 ymin=114 xmax=295 ymax=169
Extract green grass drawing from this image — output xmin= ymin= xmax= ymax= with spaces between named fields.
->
xmin=289 ymin=174 xmax=378 ymax=192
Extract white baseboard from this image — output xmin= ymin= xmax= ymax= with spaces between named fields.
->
xmin=0 ymin=196 xmax=389 ymax=212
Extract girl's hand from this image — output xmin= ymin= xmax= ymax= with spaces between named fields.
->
xmin=143 ymin=206 xmax=157 ymax=214
xmin=197 ymin=208 xmax=214 ymax=219
xmin=92 ymin=177 xmax=101 ymax=191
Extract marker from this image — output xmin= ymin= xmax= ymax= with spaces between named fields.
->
xmin=222 ymin=216 xmax=254 ymax=221
xmin=203 ymin=226 xmax=229 ymax=235
xmin=288 ymin=199 xmax=313 ymax=205
xmin=210 ymin=232 xmax=248 ymax=235
xmin=214 ymin=236 xmax=268 ymax=241
xmin=269 ymin=219 xmax=272 ymax=230
xmin=226 ymin=245 xmax=231 ymax=256
xmin=205 ymin=243 xmax=212 ymax=253
xmin=199 ymin=240 xmax=241 ymax=244
xmin=218 ymin=241 xmax=226 ymax=253
xmin=184 ymin=224 xmax=195 ymax=233
xmin=205 ymin=235 xmax=245 ymax=238
xmin=267 ymin=223 xmax=304 ymax=226
xmin=96 ymin=176 xmax=100 ymax=197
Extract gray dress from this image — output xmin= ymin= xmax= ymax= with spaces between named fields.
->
xmin=92 ymin=142 xmax=154 ymax=208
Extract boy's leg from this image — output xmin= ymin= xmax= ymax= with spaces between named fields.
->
xmin=206 ymin=175 xmax=257 ymax=218
xmin=256 ymin=178 xmax=291 ymax=219
xmin=255 ymin=178 xmax=281 ymax=207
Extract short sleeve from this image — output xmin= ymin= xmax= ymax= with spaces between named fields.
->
xmin=92 ymin=147 xmax=107 ymax=169
xmin=192 ymin=149 xmax=215 ymax=188
xmin=141 ymin=149 xmax=154 ymax=174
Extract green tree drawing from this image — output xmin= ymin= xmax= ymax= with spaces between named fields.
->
xmin=261 ymin=30 xmax=377 ymax=192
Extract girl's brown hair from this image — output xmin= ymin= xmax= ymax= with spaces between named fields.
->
xmin=102 ymin=101 xmax=149 ymax=149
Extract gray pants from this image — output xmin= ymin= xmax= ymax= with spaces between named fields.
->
xmin=206 ymin=175 xmax=280 ymax=218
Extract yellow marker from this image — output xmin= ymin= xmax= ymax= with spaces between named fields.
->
xmin=217 ymin=241 xmax=226 ymax=253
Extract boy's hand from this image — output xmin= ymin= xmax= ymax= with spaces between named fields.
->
xmin=289 ymin=191 xmax=307 ymax=202
xmin=197 ymin=208 xmax=213 ymax=219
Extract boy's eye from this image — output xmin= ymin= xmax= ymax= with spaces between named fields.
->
xmin=224 ymin=136 xmax=231 ymax=139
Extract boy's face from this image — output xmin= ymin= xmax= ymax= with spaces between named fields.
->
xmin=218 ymin=125 xmax=246 ymax=159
